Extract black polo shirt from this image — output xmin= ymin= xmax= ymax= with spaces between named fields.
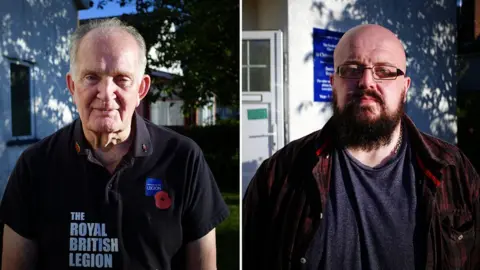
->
xmin=0 ymin=113 xmax=229 ymax=269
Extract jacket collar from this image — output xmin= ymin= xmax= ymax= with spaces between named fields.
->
xmin=402 ymin=115 xmax=449 ymax=167
xmin=313 ymin=113 xmax=449 ymax=186
xmin=73 ymin=112 xmax=153 ymax=157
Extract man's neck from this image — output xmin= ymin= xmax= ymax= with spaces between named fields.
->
xmin=83 ymin=126 xmax=133 ymax=173
xmin=346 ymin=123 xmax=403 ymax=168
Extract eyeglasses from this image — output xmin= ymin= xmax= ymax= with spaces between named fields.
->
xmin=336 ymin=64 xmax=405 ymax=80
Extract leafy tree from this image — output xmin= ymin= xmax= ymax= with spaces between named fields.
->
xmin=97 ymin=0 xmax=239 ymax=116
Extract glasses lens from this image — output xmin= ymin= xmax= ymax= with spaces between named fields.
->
xmin=339 ymin=64 xmax=363 ymax=78
xmin=373 ymin=65 xmax=398 ymax=79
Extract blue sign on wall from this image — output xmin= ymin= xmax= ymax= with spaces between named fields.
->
xmin=313 ymin=28 xmax=344 ymax=102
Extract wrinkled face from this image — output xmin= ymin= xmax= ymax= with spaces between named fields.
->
xmin=330 ymin=25 xmax=411 ymax=149
xmin=67 ymin=29 xmax=149 ymax=134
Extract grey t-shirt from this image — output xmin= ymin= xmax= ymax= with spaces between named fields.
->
xmin=318 ymin=129 xmax=419 ymax=269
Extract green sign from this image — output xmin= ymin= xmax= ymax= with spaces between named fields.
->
xmin=247 ymin=108 xmax=268 ymax=120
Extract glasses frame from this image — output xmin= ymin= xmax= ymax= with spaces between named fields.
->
xmin=336 ymin=64 xmax=405 ymax=80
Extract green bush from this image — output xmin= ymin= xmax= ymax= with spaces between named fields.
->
xmin=167 ymin=124 xmax=239 ymax=192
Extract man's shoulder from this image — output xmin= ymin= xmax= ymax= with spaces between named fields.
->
xmin=143 ymin=119 xmax=203 ymax=155
xmin=245 ymin=129 xmax=321 ymax=202
xmin=263 ymin=129 xmax=321 ymax=170
xmin=417 ymin=131 xmax=465 ymax=165
xmin=21 ymin=121 xmax=75 ymax=161
xmin=417 ymin=131 xmax=480 ymax=186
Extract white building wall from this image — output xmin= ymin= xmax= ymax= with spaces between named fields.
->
xmin=197 ymin=103 xmax=215 ymax=126
xmin=242 ymin=0 xmax=258 ymax=31
xmin=150 ymin=100 xmax=185 ymax=126
xmin=0 ymin=0 xmax=80 ymax=195
xmin=286 ymin=0 xmax=457 ymax=143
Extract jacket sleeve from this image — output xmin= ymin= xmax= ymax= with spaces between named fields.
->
xmin=243 ymin=159 xmax=271 ymax=270
xmin=459 ymin=151 xmax=480 ymax=270
xmin=471 ymin=196 xmax=480 ymax=270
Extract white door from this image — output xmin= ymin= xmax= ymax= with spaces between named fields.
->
xmin=242 ymin=31 xmax=284 ymax=196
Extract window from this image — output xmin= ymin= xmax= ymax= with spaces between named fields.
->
xmin=10 ymin=62 xmax=33 ymax=138
xmin=242 ymin=39 xmax=271 ymax=92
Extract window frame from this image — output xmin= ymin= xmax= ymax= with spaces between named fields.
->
xmin=8 ymin=58 xmax=36 ymax=141
xmin=242 ymin=39 xmax=272 ymax=92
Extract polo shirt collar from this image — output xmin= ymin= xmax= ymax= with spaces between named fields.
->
xmin=73 ymin=112 xmax=153 ymax=157
xmin=73 ymin=118 xmax=90 ymax=155
xmin=131 ymin=112 xmax=153 ymax=157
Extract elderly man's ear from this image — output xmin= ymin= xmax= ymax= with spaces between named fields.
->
xmin=66 ymin=72 xmax=77 ymax=104
xmin=137 ymin=75 xmax=151 ymax=107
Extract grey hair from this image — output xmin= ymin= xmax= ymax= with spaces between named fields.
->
xmin=68 ymin=17 xmax=147 ymax=77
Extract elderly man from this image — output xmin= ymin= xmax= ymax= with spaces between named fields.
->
xmin=243 ymin=24 xmax=480 ymax=270
xmin=0 ymin=18 xmax=229 ymax=270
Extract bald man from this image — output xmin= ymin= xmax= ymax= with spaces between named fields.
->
xmin=243 ymin=24 xmax=480 ymax=270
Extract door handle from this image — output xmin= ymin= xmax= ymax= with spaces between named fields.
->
xmin=249 ymin=133 xmax=277 ymax=138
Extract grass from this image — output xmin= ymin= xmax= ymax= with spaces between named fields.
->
xmin=217 ymin=192 xmax=239 ymax=270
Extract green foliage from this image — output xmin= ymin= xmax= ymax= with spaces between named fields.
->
xmin=97 ymin=0 xmax=239 ymax=115
xmin=215 ymin=118 xmax=239 ymax=126
xmin=217 ymin=192 xmax=239 ymax=270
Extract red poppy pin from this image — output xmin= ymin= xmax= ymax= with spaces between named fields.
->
xmin=154 ymin=191 xmax=172 ymax=209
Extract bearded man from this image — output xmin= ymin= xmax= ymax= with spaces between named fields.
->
xmin=243 ymin=24 xmax=480 ymax=270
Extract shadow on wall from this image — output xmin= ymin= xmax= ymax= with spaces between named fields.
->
xmin=242 ymin=159 xmax=259 ymax=196
xmin=0 ymin=0 xmax=79 ymax=191
xmin=296 ymin=100 xmax=332 ymax=116
xmin=300 ymin=0 xmax=457 ymax=143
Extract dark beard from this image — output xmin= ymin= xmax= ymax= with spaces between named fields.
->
xmin=331 ymin=89 xmax=405 ymax=151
